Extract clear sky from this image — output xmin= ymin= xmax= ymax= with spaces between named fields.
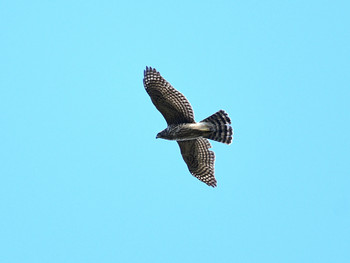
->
xmin=1 ymin=0 xmax=349 ymax=262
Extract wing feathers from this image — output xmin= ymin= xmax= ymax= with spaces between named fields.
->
xmin=178 ymin=138 xmax=217 ymax=187
xmin=143 ymin=67 xmax=195 ymax=124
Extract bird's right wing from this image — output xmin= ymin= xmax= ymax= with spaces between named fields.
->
xmin=177 ymin=138 xmax=217 ymax=187
xmin=143 ymin=67 xmax=195 ymax=125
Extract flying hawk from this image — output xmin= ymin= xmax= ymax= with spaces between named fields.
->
xmin=143 ymin=67 xmax=233 ymax=187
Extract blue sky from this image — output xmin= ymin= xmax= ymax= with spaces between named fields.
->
xmin=1 ymin=0 xmax=349 ymax=262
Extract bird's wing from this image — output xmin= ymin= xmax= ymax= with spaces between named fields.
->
xmin=177 ymin=138 xmax=216 ymax=187
xmin=143 ymin=67 xmax=195 ymax=125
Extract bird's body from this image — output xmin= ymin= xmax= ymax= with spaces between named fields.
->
xmin=157 ymin=122 xmax=212 ymax=141
xmin=143 ymin=67 xmax=233 ymax=187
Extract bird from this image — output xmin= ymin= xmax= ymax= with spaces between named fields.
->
xmin=143 ymin=66 xmax=233 ymax=187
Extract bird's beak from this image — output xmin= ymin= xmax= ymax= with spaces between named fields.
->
xmin=156 ymin=134 xmax=159 ymax=139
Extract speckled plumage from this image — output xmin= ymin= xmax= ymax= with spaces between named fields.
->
xmin=143 ymin=67 xmax=233 ymax=187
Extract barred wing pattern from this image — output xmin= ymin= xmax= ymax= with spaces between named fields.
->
xmin=178 ymin=138 xmax=217 ymax=187
xmin=143 ymin=67 xmax=195 ymax=125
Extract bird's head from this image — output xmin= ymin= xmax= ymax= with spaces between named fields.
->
xmin=156 ymin=129 xmax=168 ymax=139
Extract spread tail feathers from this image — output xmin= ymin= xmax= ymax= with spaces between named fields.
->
xmin=200 ymin=110 xmax=233 ymax=144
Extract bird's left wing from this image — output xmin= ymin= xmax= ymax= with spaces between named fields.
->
xmin=143 ymin=67 xmax=195 ymax=125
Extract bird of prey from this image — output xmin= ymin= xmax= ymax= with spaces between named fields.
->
xmin=143 ymin=67 xmax=233 ymax=187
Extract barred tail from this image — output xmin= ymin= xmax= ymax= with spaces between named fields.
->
xmin=200 ymin=110 xmax=233 ymax=145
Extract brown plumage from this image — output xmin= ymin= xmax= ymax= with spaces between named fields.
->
xmin=143 ymin=66 xmax=233 ymax=187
